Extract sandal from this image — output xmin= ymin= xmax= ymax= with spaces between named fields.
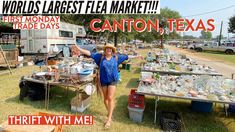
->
xmin=104 ymin=121 xmax=111 ymax=129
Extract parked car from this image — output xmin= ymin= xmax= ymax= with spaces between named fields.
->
xmin=222 ymin=40 xmax=235 ymax=47
xmin=188 ymin=44 xmax=196 ymax=50
xmin=76 ymin=38 xmax=97 ymax=52
xmin=168 ymin=40 xmax=180 ymax=45
xmin=128 ymin=40 xmax=142 ymax=45
xmin=194 ymin=41 xmax=235 ymax=54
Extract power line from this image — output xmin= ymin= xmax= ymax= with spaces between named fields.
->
xmin=183 ymin=5 xmax=235 ymax=17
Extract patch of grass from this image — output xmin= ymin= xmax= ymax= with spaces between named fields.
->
xmin=0 ymin=51 xmax=235 ymax=132
xmin=198 ymin=51 xmax=235 ymax=65
xmin=166 ymin=45 xmax=235 ymax=66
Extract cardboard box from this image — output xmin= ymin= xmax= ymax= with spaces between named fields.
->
xmin=71 ymin=90 xmax=91 ymax=113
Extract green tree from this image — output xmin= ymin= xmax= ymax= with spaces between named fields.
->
xmin=228 ymin=15 xmax=235 ymax=33
xmin=103 ymin=14 xmax=130 ymax=47
xmin=200 ymin=31 xmax=212 ymax=40
xmin=215 ymin=35 xmax=224 ymax=41
xmin=183 ymin=35 xmax=196 ymax=39
xmin=152 ymin=8 xmax=181 ymax=48
xmin=60 ymin=8 xmax=182 ymax=47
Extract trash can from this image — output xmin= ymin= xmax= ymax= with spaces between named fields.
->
xmin=125 ymin=64 xmax=131 ymax=71
xmin=122 ymin=63 xmax=126 ymax=69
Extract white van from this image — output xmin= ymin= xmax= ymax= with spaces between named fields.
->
xmin=20 ymin=22 xmax=86 ymax=55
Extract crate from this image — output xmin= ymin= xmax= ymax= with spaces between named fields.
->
xmin=128 ymin=94 xmax=145 ymax=109
xmin=71 ymin=90 xmax=91 ymax=113
xmin=0 ymin=49 xmax=18 ymax=65
xmin=191 ymin=101 xmax=213 ymax=113
xmin=130 ymin=89 xmax=137 ymax=95
xmin=127 ymin=106 xmax=145 ymax=123
xmin=128 ymin=89 xmax=145 ymax=109
xmin=160 ymin=111 xmax=182 ymax=131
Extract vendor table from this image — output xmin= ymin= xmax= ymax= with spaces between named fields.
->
xmin=21 ymin=76 xmax=93 ymax=110
xmin=137 ymin=90 xmax=235 ymax=123
xmin=141 ymin=69 xmax=223 ymax=76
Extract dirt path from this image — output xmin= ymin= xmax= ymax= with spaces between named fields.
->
xmin=165 ymin=45 xmax=235 ymax=78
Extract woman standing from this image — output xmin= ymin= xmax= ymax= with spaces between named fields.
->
xmin=76 ymin=44 xmax=128 ymax=128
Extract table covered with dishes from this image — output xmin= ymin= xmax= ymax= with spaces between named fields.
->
xmin=136 ymin=49 xmax=235 ymax=123
xmin=142 ymin=49 xmax=222 ymax=76
xmin=138 ymin=72 xmax=235 ymax=104
xmin=19 ymin=57 xmax=97 ymax=109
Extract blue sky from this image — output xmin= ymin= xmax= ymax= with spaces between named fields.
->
xmin=161 ymin=0 xmax=235 ymax=38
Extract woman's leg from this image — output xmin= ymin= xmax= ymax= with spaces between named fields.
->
xmin=106 ymin=85 xmax=116 ymax=124
xmin=101 ymin=86 xmax=108 ymax=111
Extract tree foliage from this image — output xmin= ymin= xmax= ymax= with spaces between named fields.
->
xmin=215 ymin=35 xmax=224 ymax=41
xmin=183 ymin=35 xmax=196 ymax=39
xmin=200 ymin=31 xmax=212 ymax=40
xmin=60 ymin=8 xmax=182 ymax=46
xmin=228 ymin=15 xmax=235 ymax=33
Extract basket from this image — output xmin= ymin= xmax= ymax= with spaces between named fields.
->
xmin=128 ymin=89 xmax=145 ymax=109
xmin=160 ymin=111 xmax=182 ymax=131
xmin=47 ymin=60 xmax=58 ymax=65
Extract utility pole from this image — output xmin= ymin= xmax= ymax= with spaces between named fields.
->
xmin=218 ymin=21 xmax=223 ymax=46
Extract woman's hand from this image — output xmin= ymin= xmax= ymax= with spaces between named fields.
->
xmin=75 ymin=44 xmax=91 ymax=56
xmin=138 ymin=55 xmax=144 ymax=60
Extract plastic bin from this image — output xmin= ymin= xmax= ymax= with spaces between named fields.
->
xmin=191 ymin=101 xmax=213 ymax=113
xmin=79 ymin=70 xmax=94 ymax=82
xmin=122 ymin=63 xmax=126 ymax=69
xmin=228 ymin=104 xmax=235 ymax=113
xmin=127 ymin=106 xmax=145 ymax=123
xmin=160 ymin=111 xmax=182 ymax=131
xmin=125 ymin=64 xmax=131 ymax=71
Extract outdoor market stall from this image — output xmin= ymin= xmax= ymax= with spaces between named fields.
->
xmin=19 ymin=57 xmax=97 ymax=110
xmin=137 ymin=72 xmax=235 ymax=123
xmin=143 ymin=49 xmax=222 ymax=76
xmin=135 ymin=49 xmax=235 ymax=123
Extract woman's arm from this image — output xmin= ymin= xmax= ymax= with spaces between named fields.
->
xmin=76 ymin=45 xmax=91 ymax=56
xmin=117 ymin=54 xmax=129 ymax=65
xmin=75 ymin=45 xmax=102 ymax=65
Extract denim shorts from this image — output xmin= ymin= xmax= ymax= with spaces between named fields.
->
xmin=101 ymin=81 xmax=118 ymax=87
